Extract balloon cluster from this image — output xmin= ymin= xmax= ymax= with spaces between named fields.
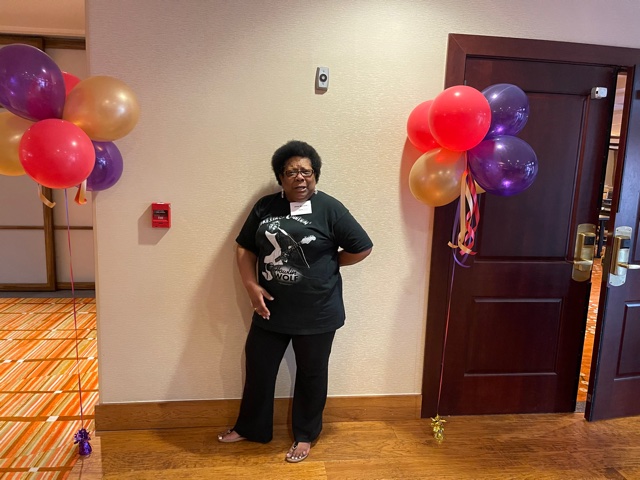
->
xmin=406 ymin=84 xmax=537 ymax=256
xmin=407 ymin=84 xmax=537 ymax=206
xmin=0 ymin=44 xmax=139 ymax=193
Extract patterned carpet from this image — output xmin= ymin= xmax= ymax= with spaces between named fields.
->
xmin=578 ymin=257 xmax=602 ymax=403
xmin=0 ymin=297 xmax=98 ymax=479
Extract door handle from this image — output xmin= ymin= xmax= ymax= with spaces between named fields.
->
xmin=572 ymin=223 xmax=596 ymax=282
xmin=619 ymin=262 xmax=640 ymax=269
xmin=608 ymin=226 xmax=640 ymax=286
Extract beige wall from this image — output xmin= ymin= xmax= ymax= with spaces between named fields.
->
xmin=0 ymin=0 xmax=84 ymax=37
xmin=86 ymin=0 xmax=640 ymax=404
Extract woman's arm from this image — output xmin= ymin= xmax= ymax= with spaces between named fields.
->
xmin=338 ymin=247 xmax=372 ymax=266
xmin=236 ymin=245 xmax=273 ymax=319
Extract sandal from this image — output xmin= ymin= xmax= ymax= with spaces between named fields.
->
xmin=285 ymin=441 xmax=310 ymax=463
xmin=217 ymin=429 xmax=246 ymax=443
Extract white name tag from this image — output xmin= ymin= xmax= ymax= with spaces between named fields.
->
xmin=290 ymin=200 xmax=312 ymax=215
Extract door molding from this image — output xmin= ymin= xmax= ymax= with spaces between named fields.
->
xmin=422 ymin=34 xmax=640 ymax=417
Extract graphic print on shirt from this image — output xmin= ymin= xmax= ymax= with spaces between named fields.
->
xmin=261 ymin=218 xmax=316 ymax=285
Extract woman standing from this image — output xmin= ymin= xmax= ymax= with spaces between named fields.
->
xmin=218 ymin=140 xmax=373 ymax=463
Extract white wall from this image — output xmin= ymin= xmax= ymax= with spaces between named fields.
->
xmin=87 ymin=0 xmax=640 ymax=404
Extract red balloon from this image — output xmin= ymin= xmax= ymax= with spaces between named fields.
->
xmin=428 ymin=86 xmax=491 ymax=152
xmin=407 ymin=100 xmax=440 ymax=152
xmin=19 ymin=119 xmax=96 ymax=189
xmin=62 ymin=72 xmax=81 ymax=96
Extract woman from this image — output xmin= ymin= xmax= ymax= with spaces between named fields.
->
xmin=218 ymin=140 xmax=373 ymax=463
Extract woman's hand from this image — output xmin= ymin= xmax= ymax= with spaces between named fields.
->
xmin=246 ymin=282 xmax=274 ymax=320
xmin=236 ymin=246 xmax=274 ymax=320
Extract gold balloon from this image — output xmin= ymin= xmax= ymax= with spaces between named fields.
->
xmin=0 ymin=111 xmax=33 ymax=176
xmin=63 ymin=75 xmax=140 ymax=141
xmin=409 ymin=147 xmax=466 ymax=207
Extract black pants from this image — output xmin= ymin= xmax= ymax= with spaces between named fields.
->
xmin=233 ymin=323 xmax=336 ymax=443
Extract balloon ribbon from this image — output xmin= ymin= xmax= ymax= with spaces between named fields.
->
xmin=75 ymin=180 xmax=87 ymax=205
xmin=448 ymin=156 xmax=479 ymax=259
xmin=38 ymin=184 xmax=56 ymax=208
xmin=433 ymin=156 xmax=481 ymax=442
xmin=64 ymin=190 xmax=92 ymax=456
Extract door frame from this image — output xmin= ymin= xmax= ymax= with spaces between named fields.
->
xmin=421 ymin=34 xmax=640 ymax=418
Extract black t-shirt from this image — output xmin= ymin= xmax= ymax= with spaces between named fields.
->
xmin=236 ymin=191 xmax=373 ymax=335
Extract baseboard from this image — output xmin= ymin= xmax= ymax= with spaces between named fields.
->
xmin=56 ymin=282 xmax=95 ymax=290
xmin=95 ymin=394 xmax=422 ymax=432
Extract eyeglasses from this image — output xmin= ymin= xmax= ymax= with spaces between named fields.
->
xmin=284 ymin=169 xmax=314 ymax=178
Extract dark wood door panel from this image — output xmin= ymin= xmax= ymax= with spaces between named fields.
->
xmin=434 ymin=56 xmax=616 ymax=415
xmin=477 ymin=94 xmax=583 ymax=259
xmin=587 ymin=67 xmax=640 ymax=420
xmin=465 ymin=298 xmax=562 ymax=374
xmin=466 ymin=60 xmax=616 ymax=261
xmin=465 ymin=58 xmax=617 ymax=93
xmin=444 ymin=376 xmax=563 ymax=415
xmin=618 ymin=303 xmax=640 ymax=376
xmin=424 ymin=34 xmax=640 ymax=422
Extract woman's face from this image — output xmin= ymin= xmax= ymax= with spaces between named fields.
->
xmin=279 ymin=156 xmax=317 ymax=202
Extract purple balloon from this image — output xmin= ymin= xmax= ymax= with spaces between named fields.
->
xmin=482 ymin=83 xmax=529 ymax=137
xmin=468 ymin=135 xmax=538 ymax=196
xmin=86 ymin=142 xmax=124 ymax=191
xmin=0 ymin=44 xmax=66 ymax=121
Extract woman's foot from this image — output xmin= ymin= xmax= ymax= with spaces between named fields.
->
xmin=217 ymin=429 xmax=246 ymax=443
xmin=285 ymin=441 xmax=310 ymax=463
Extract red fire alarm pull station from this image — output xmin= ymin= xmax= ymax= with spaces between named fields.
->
xmin=152 ymin=202 xmax=171 ymax=228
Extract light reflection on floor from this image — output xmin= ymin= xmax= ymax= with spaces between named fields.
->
xmin=578 ymin=256 xmax=602 ymax=403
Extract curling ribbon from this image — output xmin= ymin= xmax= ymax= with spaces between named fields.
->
xmin=450 ymin=201 xmax=470 ymax=269
xmin=433 ymin=223 xmax=461 ymax=442
xmin=74 ymin=180 xmax=87 ymax=205
xmin=37 ymin=184 xmax=56 ymax=208
xmin=448 ymin=153 xmax=479 ymax=257
xmin=64 ymin=190 xmax=92 ymax=456
xmin=433 ymin=154 xmax=483 ymax=441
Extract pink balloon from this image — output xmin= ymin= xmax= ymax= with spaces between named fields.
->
xmin=62 ymin=72 xmax=81 ymax=96
xmin=428 ymin=86 xmax=491 ymax=152
xmin=19 ymin=119 xmax=96 ymax=189
xmin=407 ymin=100 xmax=440 ymax=152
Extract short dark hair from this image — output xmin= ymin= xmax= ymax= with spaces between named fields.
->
xmin=271 ymin=140 xmax=322 ymax=185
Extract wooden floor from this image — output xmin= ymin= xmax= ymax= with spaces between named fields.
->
xmin=0 ymin=258 xmax=609 ymax=478
xmin=68 ymin=259 xmax=624 ymax=479
xmin=70 ymin=414 xmax=640 ymax=479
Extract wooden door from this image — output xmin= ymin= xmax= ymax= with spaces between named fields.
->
xmin=586 ymin=67 xmax=640 ymax=420
xmin=443 ymin=60 xmax=614 ymax=415
xmin=421 ymin=35 xmax=638 ymax=416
